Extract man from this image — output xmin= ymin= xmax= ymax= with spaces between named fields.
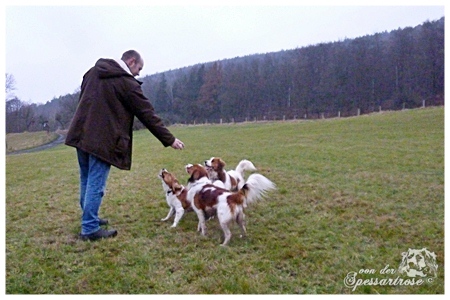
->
xmin=65 ymin=50 xmax=185 ymax=241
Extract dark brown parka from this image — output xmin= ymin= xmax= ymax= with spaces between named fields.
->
xmin=65 ymin=58 xmax=175 ymax=170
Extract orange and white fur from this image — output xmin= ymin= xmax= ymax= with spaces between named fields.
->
xmin=186 ymin=164 xmax=276 ymax=246
xmin=159 ymin=169 xmax=191 ymax=227
xmin=204 ymin=157 xmax=257 ymax=191
xmin=186 ymin=163 xmax=225 ymax=189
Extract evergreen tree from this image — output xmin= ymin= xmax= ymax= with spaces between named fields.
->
xmin=197 ymin=62 xmax=222 ymax=120
xmin=155 ymin=73 xmax=171 ymax=113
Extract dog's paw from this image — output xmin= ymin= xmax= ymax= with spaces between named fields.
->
xmin=171 ymin=224 xmax=177 ymax=228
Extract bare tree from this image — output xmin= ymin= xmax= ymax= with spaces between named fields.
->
xmin=5 ymin=73 xmax=16 ymax=100
xmin=55 ymin=92 xmax=79 ymax=129
xmin=21 ymin=104 xmax=35 ymax=131
xmin=6 ymin=98 xmax=23 ymax=133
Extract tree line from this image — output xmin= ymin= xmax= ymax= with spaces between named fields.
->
xmin=5 ymin=17 xmax=444 ymax=133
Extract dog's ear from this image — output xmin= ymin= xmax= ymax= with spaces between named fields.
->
xmin=213 ymin=157 xmax=225 ymax=169
xmin=219 ymin=158 xmax=226 ymax=168
xmin=188 ymin=169 xmax=198 ymax=183
xmin=193 ymin=168 xmax=203 ymax=181
xmin=173 ymin=182 xmax=183 ymax=193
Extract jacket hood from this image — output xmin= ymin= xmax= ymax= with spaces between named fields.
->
xmin=95 ymin=58 xmax=132 ymax=79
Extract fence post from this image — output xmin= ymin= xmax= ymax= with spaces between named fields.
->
xmin=338 ymin=111 xmax=341 ymax=118
xmin=357 ymin=108 xmax=360 ymax=116
xmin=422 ymin=100 xmax=426 ymax=108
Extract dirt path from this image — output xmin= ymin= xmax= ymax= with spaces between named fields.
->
xmin=7 ymin=133 xmax=66 ymax=155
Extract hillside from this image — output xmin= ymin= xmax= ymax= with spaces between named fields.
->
xmin=6 ymin=17 xmax=444 ymax=134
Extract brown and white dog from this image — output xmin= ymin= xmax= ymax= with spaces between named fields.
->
xmin=185 ymin=163 xmax=225 ymax=189
xmin=186 ymin=164 xmax=276 ymax=246
xmin=158 ymin=169 xmax=191 ymax=227
xmin=204 ymin=157 xmax=257 ymax=191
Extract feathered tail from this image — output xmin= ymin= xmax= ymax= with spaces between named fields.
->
xmin=235 ymin=159 xmax=257 ymax=176
xmin=241 ymin=173 xmax=276 ymax=206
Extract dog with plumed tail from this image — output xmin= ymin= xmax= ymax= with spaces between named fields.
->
xmin=185 ymin=163 xmax=276 ymax=246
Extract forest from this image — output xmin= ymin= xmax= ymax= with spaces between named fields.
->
xmin=5 ymin=17 xmax=444 ymax=133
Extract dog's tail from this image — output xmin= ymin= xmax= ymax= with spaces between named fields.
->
xmin=235 ymin=159 xmax=257 ymax=176
xmin=240 ymin=173 xmax=276 ymax=206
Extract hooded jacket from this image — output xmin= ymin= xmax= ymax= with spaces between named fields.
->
xmin=65 ymin=58 xmax=176 ymax=170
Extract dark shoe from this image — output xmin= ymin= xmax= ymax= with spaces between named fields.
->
xmin=99 ymin=218 xmax=109 ymax=226
xmin=80 ymin=228 xmax=117 ymax=241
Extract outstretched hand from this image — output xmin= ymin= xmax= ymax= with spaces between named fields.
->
xmin=171 ymin=138 xmax=185 ymax=150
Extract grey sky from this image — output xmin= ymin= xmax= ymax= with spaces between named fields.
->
xmin=4 ymin=1 xmax=445 ymax=104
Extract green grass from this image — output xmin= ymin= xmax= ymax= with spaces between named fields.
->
xmin=6 ymin=131 xmax=59 ymax=153
xmin=5 ymin=107 xmax=444 ymax=294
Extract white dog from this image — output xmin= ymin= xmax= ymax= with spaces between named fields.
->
xmin=158 ymin=168 xmax=191 ymax=227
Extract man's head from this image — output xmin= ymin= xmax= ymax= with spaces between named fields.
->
xmin=121 ymin=50 xmax=144 ymax=77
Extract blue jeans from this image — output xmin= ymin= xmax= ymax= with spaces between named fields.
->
xmin=77 ymin=149 xmax=111 ymax=235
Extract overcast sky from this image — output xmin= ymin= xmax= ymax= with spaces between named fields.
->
xmin=3 ymin=1 xmax=445 ymax=104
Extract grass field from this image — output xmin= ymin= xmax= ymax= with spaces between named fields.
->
xmin=5 ymin=107 xmax=444 ymax=294
xmin=6 ymin=131 xmax=59 ymax=153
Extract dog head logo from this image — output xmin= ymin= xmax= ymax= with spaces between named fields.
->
xmin=398 ymin=248 xmax=437 ymax=278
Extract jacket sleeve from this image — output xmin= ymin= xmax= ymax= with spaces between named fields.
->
xmin=123 ymin=84 xmax=176 ymax=147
